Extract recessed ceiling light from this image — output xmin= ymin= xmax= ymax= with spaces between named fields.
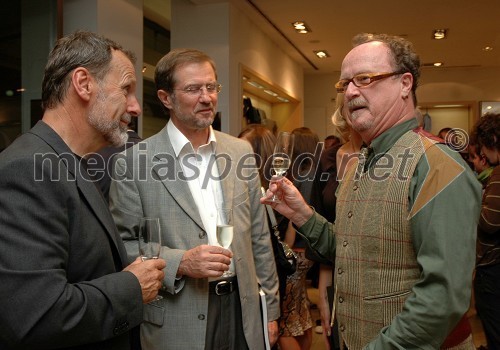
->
xmin=314 ymin=50 xmax=330 ymax=58
xmin=263 ymin=89 xmax=278 ymax=97
xmin=247 ymin=81 xmax=264 ymax=89
xmin=433 ymin=62 xmax=443 ymax=67
xmin=433 ymin=29 xmax=447 ymax=40
xmin=292 ymin=21 xmax=311 ymax=34
xmin=483 ymin=46 xmax=494 ymax=51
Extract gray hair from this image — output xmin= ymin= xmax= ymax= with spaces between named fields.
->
xmin=41 ymin=31 xmax=136 ymax=110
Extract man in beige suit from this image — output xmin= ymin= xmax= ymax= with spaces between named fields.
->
xmin=109 ymin=48 xmax=279 ymax=350
xmin=263 ymin=34 xmax=481 ymax=349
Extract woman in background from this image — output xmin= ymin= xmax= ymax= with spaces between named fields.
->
xmin=277 ymin=127 xmax=322 ymax=350
xmin=239 ymin=125 xmax=290 ymax=350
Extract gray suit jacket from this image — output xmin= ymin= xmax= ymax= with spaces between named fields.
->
xmin=0 ymin=121 xmax=144 ymax=349
xmin=109 ymin=126 xmax=280 ymax=350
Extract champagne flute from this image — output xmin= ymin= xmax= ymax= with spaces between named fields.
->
xmin=268 ymin=131 xmax=294 ymax=203
xmin=216 ymin=207 xmax=234 ymax=277
xmin=138 ymin=217 xmax=163 ymax=300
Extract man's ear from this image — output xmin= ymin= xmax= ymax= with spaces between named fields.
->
xmin=72 ymin=67 xmax=92 ymax=102
xmin=401 ymin=72 xmax=413 ymax=99
xmin=157 ymin=89 xmax=173 ymax=110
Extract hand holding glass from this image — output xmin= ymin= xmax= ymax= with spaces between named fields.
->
xmin=216 ymin=207 xmax=234 ymax=277
xmin=139 ymin=217 xmax=163 ymax=300
xmin=269 ymin=132 xmax=294 ymax=203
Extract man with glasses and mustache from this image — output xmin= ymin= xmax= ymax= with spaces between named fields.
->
xmin=109 ymin=48 xmax=279 ymax=350
xmin=262 ymin=33 xmax=481 ymax=349
xmin=0 ymin=31 xmax=166 ymax=349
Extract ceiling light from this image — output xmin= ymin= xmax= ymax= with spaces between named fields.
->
xmin=247 ymin=81 xmax=264 ymax=89
xmin=292 ymin=21 xmax=311 ymax=34
xmin=314 ymin=50 xmax=330 ymax=59
xmin=433 ymin=29 xmax=447 ymax=40
xmin=433 ymin=62 xmax=443 ymax=67
xmin=483 ymin=46 xmax=493 ymax=52
xmin=263 ymin=89 xmax=278 ymax=97
xmin=277 ymin=96 xmax=289 ymax=103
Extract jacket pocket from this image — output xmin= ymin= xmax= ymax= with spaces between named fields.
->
xmin=363 ymin=289 xmax=411 ymax=301
xmin=143 ymin=302 xmax=165 ymax=326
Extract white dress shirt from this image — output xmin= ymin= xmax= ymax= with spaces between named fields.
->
xmin=167 ymin=121 xmax=235 ymax=276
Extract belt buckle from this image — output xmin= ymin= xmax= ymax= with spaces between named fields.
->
xmin=215 ymin=280 xmax=232 ymax=296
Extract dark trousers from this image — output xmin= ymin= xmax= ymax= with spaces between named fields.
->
xmin=474 ymin=264 xmax=500 ymax=350
xmin=205 ymin=278 xmax=249 ymax=350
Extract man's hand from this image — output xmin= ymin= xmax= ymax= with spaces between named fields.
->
xmin=178 ymin=245 xmax=233 ymax=278
xmin=124 ymin=257 xmax=166 ymax=303
xmin=268 ymin=320 xmax=278 ymax=347
xmin=260 ymin=176 xmax=313 ymax=227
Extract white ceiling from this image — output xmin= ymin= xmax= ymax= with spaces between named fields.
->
xmin=181 ymin=0 xmax=500 ymax=75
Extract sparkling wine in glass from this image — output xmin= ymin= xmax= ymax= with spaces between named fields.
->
xmin=216 ymin=207 xmax=234 ymax=277
xmin=139 ymin=217 xmax=163 ymax=300
xmin=269 ymin=131 xmax=294 ymax=203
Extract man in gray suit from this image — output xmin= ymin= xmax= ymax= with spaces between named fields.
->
xmin=0 ymin=31 xmax=166 ymax=349
xmin=109 ymin=48 xmax=280 ymax=350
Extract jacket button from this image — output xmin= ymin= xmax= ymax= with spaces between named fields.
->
xmin=338 ymin=296 xmax=344 ymax=303
xmin=113 ymin=321 xmax=129 ymax=335
xmin=347 ymin=211 xmax=353 ymax=218
xmin=342 ymin=240 xmax=348 ymax=247
xmin=338 ymin=267 xmax=343 ymax=275
xmin=353 ymin=185 xmax=358 ymax=191
xmin=199 ymin=231 xmax=206 ymax=239
xmin=198 ymin=314 xmax=205 ymax=320
xmin=340 ymin=324 xmax=345 ymax=332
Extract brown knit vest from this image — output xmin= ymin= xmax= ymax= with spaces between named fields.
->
xmin=334 ymin=129 xmax=434 ymax=349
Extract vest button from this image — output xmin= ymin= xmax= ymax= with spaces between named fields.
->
xmin=353 ymin=185 xmax=358 ymax=191
xmin=337 ymin=267 xmax=343 ymax=275
xmin=342 ymin=240 xmax=348 ymax=247
xmin=198 ymin=314 xmax=205 ymax=320
xmin=338 ymin=296 xmax=344 ymax=303
xmin=339 ymin=324 xmax=345 ymax=332
xmin=347 ymin=211 xmax=353 ymax=218
xmin=199 ymin=231 xmax=206 ymax=239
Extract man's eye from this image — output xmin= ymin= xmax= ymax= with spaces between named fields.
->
xmin=355 ymin=75 xmax=371 ymax=83
xmin=185 ymin=85 xmax=201 ymax=92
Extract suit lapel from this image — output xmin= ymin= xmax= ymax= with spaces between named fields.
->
xmin=214 ymin=132 xmax=235 ymax=209
xmin=150 ymin=127 xmax=205 ymax=231
xmin=30 ymin=121 xmax=128 ymax=267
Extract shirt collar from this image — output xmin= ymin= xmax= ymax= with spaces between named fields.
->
xmin=167 ymin=120 xmax=217 ymax=157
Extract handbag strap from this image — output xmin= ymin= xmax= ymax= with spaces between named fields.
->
xmin=261 ymin=187 xmax=280 ymax=237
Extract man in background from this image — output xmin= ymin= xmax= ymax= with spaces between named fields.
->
xmin=472 ymin=112 xmax=500 ymax=350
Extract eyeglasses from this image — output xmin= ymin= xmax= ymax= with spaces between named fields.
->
xmin=335 ymin=71 xmax=405 ymax=93
xmin=175 ymin=82 xmax=222 ymax=96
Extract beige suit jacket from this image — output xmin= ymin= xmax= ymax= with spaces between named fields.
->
xmin=109 ymin=126 xmax=279 ymax=350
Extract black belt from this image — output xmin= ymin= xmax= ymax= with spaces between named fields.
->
xmin=209 ymin=276 xmax=237 ymax=296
